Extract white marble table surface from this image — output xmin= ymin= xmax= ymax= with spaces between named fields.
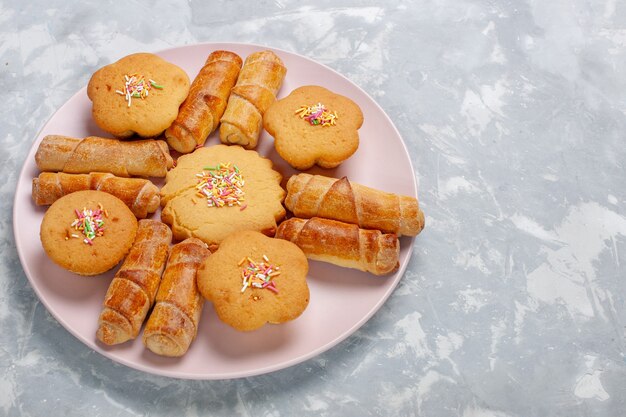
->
xmin=2 ymin=0 xmax=625 ymax=416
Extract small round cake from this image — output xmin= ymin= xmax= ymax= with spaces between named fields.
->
xmin=40 ymin=190 xmax=138 ymax=276
xmin=87 ymin=53 xmax=190 ymax=138
xmin=197 ymin=230 xmax=309 ymax=331
xmin=263 ymin=85 xmax=364 ymax=170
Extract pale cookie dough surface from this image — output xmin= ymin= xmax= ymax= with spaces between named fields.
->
xmin=87 ymin=53 xmax=190 ymax=138
xmin=196 ymin=230 xmax=309 ymax=331
xmin=264 ymin=85 xmax=363 ymax=170
xmin=160 ymin=145 xmax=285 ymax=248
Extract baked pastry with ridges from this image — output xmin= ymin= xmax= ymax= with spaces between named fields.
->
xmin=165 ymin=50 xmax=243 ymax=153
xmin=285 ymin=173 xmax=425 ymax=236
xmin=276 ymin=217 xmax=399 ymax=275
xmin=32 ymin=172 xmax=159 ymax=219
xmin=34 ymin=135 xmax=173 ymax=178
xmin=219 ymin=50 xmax=286 ymax=149
xmin=96 ymin=219 xmax=171 ymax=345
xmin=143 ymin=238 xmax=210 ymax=357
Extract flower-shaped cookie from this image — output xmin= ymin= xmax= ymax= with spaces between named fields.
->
xmin=197 ymin=230 xmax=309 ymax=331
xmin=263 ymin=85 xmax=364 ymax=169
xmin=87 ymin=53 xmax=190 ymax=138
xmin=160 ymin=144 xmax=286 ymax=250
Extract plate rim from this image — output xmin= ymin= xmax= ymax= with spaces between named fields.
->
xmin=12 ymin=41 xmax=418 ymax=380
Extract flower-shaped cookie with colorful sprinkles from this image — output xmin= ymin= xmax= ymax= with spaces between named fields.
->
xmin=196 ymin=230 xmax=309 ymax=331
xmin=263 ymin=85 xmax=364 ymax=170
xmin=159 ymin=144 xmax=286 ymax=251
xmin=87 ymin=53 xmax=190 ymax=138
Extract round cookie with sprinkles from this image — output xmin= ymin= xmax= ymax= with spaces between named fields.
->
xmin=197 ymin=230 xmax=309 ymax=331
xmin=40 ymin=190 xmax=138 ymax=276
xmin=263 ymin=85 xmax=364 ymax=170
xmin=87 ymin=53 xmax=190 ymax=138
xmin=160 ymin=144 xmax=286 ymax=250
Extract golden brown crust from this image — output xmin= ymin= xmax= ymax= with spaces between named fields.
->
xmin=165 ymin=51 xmax=243 ymax=153
xmin=219 ymin=50 xmax=287 ymax=149
xmin=32 ymin=172 xmax=159 ymax=218
xmin=285 ymin=173 xmax=425 ymax=237
xmin=275 ymin=217 xmax=400 ymax=275
xmin=35 ymin=135 xmax=173 ymax=178
xmin=263 ymin=85 xmax=363 ymax=170
xmin=87 ymin=52 xmax=190 ymax=138
xmin=159 ymin=145 xmax=286 ymax=248
xmin=196 ymin=230 xmax=309 ymax=331
xmin=39 ymin=190 xmax=138 ymax=276
xmin=96 ymin=219 xmax=172 ymax=345
xmin=143 ymin=238 xmax=210 ymax=357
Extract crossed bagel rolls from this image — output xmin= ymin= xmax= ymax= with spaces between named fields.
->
xmin=32 ymin=172 xmax=159 ymax=219
xmin=34 ymin=135 xmax=173 ymax=177
xmin=275 ymin=217 xmax=399 ymax=275
xmin=219 ymin=50 xmax=286 ymax=149
xmin=143 ymin=238 xmax=210 ymax=357
xmin=165 ymin=51 xmax=243 ymax=153
xmin=96 ymin=220 xmax=171 ymax=345
xmin=285 ymin=173 xmax=425 ymax=237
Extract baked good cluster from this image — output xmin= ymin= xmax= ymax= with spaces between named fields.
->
xmin=32 ymin=49 xmax=425 ymax=358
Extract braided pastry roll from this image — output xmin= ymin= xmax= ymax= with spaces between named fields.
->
xmin=219 ymin=50 xmax=286 ymax=149
xmin=285 ymin=173 xmax=425 ymax=237
xmin=96 ymin=220 xmax=171 ymax=345
xmin=34 ymin=135 xmax=173 ymax=177
xmin=165 ymin=51 xmax=243 ymax=153
xmin=276 ymin=217 xmax=399 ymax=275
xmin=143 ymin=238 xmax=210 ymax=357
xmin=32 ymin=172 xmax=159 ymax=218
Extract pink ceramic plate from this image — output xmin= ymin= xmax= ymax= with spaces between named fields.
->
xmin=13 ymin=43 xmax=417 ymax=379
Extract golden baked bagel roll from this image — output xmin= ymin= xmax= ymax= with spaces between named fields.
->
xmin=285 ymin=173 xmax=425 ymax=237
xmin=32 ymin=172 xmax=160 ymax=219
xmin=34 ymin=135 xmax=173 ymax=177
xmin=165 ymin=51 xmax=243 ymax=153
xmin=275 ymin=217 xmax=399 ymax=275
xmin=219 ymin=50 xmax=286 ymax=149
xmin=96 ymin=220 xmax=171 ymax=345
xmin=142 ymin=238 xmax=210 ymax=357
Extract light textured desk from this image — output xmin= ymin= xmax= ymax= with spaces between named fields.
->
xmin=2 ymin=1 xmax=625 ymax=415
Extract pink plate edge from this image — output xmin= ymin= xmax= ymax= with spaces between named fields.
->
xmin=12 ymin=41 xmax=418 ymax=380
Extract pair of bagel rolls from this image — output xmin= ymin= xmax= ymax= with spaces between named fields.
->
xmin=276 ymin=174 xmax=425 ymax=275
xmin=165 ymin=49 xmax=286 ymax=152
xmin=143 ymin=238 xmax=210 ymax=357
xmin=96 ymin=222 xmax=209 ymax=357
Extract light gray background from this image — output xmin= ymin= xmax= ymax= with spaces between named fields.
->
xmin=2 ymin=0 xmax=626 ymax=416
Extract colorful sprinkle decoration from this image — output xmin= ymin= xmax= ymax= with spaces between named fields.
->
xmin=70 ymin=204 xmax=107 ymax=245
xmin=295 ymin=102 xmax=338 ymax=126
xmin=195 ymin=162 xmax=245 ymax=208
xmin=239 ymin=255 xmax=281 ymax=294
xmin=115 ymin=73 xmax=163 ymax=107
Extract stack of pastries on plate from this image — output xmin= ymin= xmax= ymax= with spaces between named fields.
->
xmin=32 ymin=48 xmax=425 ymax=357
